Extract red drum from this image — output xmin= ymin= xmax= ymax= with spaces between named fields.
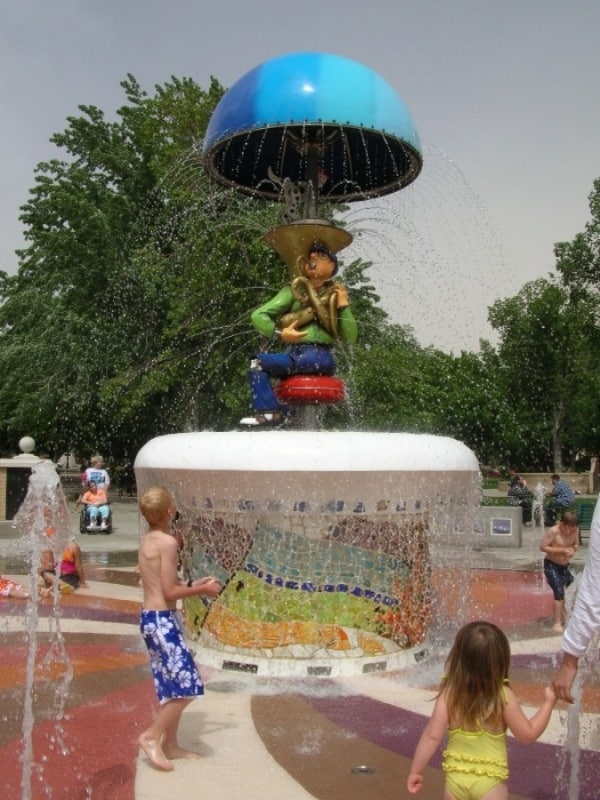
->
xmin=275 ymin=375 xmax=346 ymax=405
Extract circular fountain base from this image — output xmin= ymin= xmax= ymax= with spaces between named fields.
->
xmin=192 ymin=637 xmax=429 ymax=678
xmin=135 ymin=431 xmax=480 ymax=676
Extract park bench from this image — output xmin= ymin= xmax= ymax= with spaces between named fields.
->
xmin=574 ymin=497 xmax=595 ymax=540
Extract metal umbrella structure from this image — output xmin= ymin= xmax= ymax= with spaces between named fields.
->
xmin=203 ymin=51 xmax=423 ymax=220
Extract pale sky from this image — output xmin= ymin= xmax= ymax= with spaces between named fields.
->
xmin=1 ymin=0 xmax=599 ymax=352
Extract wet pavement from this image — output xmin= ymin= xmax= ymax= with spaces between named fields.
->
xmin=1 ymin=500 xmax=598 ymax=799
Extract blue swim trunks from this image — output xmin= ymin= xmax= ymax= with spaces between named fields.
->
xmin=543 ymin=558 xmax=575 ymax=601
xmin=140 ymin=609 xmax=204 ymax=704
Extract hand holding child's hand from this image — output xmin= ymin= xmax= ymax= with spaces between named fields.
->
xmin=544 ymin=685 xmax=557 ymax=706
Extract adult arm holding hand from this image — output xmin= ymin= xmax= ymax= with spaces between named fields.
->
xmin=552 ymin=497 xmax=600 ymax=703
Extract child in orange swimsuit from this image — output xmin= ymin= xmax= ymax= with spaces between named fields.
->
xmin=0 ymin=576 xmax=30 ymax=599
xmin=39 ymin=528 xmax=87 ymax=596
xmin=407 ymin=621 xmax=556 ymax=799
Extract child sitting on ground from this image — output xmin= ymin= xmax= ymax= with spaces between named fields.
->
xmin=39 ymin=528 xmax=87 ymax=596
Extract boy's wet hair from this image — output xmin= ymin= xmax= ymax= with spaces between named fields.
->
xmin=139 ymin=486 xmax=174 ymax=527
xmin=560 ymin=510 xmax=579 ymax=527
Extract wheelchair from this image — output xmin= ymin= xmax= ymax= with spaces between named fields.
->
xmin=79 ymin=503 xmax=113 ymax=534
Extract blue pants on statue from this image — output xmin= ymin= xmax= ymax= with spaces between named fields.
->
xmin=248 ymin=344 xmax=336 ymax=412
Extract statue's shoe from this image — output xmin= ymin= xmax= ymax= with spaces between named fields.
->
xmin=239 ymin=411 xmax=284 ymax=427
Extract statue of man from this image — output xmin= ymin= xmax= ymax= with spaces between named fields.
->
xmin=240 ymin=243 xmax=357 ymax=427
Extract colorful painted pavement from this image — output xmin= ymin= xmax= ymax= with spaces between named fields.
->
xmin=0 ymin=562 xmax=598 ymax=799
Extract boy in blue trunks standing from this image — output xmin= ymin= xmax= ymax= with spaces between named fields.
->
xmin=137 ymin=486 xmax=221 ymax=771
xmin=540 ymin=510 xmax=580 ymax=632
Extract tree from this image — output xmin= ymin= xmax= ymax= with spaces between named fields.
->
xmin=488 ymin=276 xmax=600 ymax=471
xmin=554 ymin=178 xmax=600 ymax=292
xmin=0 ymin=75 xmax=386 ymax=460
xmin=0 ymin=74 xmax=227 ymax=459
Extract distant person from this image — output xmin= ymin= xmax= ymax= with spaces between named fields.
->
xmin=552 ymin=496 xmax=600 ymax=703
xmin=507 ymin=475 xmax=533 ymax=525
xmin=39 ymin=531 xmax=88 ymax=596
xmin=0 ymin=576 xmax=31 ymax=599
xmin=39 ymin=526 xmax=71 ymax=596
xmin=540 ymin=510 xmax=579 ymax=632
xmin=137 ymin=485 xmax=222 ymax=771
xmin=407 ymin=621 xmax=556 ymax=797
xmin=83 ymin=455 xmax=111 ymax=496
xmin=545 ymin=473 xmax=574 ymax=525
xmin=508 ymin=469 xmax=520 ymax=489
xmin=58 ymin=539 xmax=88 ymax=590
xmin=78 ymin=480 xmax=110 ymax=529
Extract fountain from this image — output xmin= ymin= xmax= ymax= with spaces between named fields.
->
xmin=2 ymin=54 xmax=596 ymax=799
xmin=135 ymin=52 xmax=481 ymax=676
xmin=1 ymin=456 xmax=76 ymax=800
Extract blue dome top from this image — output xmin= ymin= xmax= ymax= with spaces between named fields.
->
xmin=203 ymin=52 xmax=422 ymax=202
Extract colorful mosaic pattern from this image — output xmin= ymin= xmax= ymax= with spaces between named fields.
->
xmin=183 ymin=510 xmax=431 ymax=656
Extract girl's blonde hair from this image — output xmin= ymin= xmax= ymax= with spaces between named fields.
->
xmin=139 ymin=486 xmax=174 ymax=527
xmin=442 ymin=621 xmax=510 ymax=728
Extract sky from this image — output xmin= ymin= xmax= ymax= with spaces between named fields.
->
xmin=1 ymin=0 xmax=599 ymax=353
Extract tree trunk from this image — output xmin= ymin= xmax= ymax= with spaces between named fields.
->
xmin=552 ymin=400 xmax=564 ymax=472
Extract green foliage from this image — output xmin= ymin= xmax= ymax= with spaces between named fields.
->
xmin=0 ymin=75 xmax=229 ymax=459
xmin=488 ymin=272 xmax=600 ymax=470
xmin=555 ymin=178 xmax=600 ymax=291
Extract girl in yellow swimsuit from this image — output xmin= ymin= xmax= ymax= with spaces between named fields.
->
xmin=407 ymin=621 xmax=557 ymax=799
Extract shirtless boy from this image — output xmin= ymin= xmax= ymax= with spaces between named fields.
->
xmin=540 ymin=510 xmax=580 ymax=632
xmin=137 ymin=486 xmax=221 ymax=771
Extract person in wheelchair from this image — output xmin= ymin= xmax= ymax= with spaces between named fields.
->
xmin=78 ymin=480 xmax=111 ymax=532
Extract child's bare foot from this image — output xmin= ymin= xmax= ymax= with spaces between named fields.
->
xmin=138 ymin=733 xmax=175 ymax=771
xmin=162 ymin=744 xmax=203 ymax=760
